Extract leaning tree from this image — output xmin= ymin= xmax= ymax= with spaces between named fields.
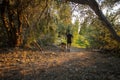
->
xmin=67 ymin=0 xmax=120 ymax=42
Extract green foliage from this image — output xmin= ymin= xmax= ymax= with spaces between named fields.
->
xmin=80 ymin=16 xmax=120 ymax=49
xmin=75 ymin=1 xmax=120 ymax=49
xmin=71 ymin=19 xmax=89 ymax=48
xmin=23 ymin=0 xmax=73 ymax=47
xmin=0 ymin=0 xmax=120 ymax=49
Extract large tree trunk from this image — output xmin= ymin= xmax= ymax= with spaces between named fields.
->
xmin=68 ymin=0 xmax=120 ymax=42
xmin=0 ymin=0 xmax=23 ymax=47
xmin=0 ymin=0 xmax=16 ymax=47
xmin=7 ymin=4 xmax=18 ymax=47
xmin=0 ymin=0 xmax=9 ymax=41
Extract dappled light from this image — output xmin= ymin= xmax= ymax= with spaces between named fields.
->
xmin=0 ymin=0 xmax=120 ymax=80
xmin=0 ymin=49 xmax=120 ymax=80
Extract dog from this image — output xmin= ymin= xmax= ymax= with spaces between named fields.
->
xmin=59 ymin=42 xmax=67 ymax=52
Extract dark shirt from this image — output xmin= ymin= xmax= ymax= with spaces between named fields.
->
xmin=66 ymin=33 xmax=73 ymax=43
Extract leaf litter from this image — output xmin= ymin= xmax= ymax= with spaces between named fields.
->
xmin=0 ymin=48 xmax=120 ymax=80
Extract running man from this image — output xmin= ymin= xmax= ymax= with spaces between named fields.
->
xmin=66 ymin=32 xmax=73 ymax=52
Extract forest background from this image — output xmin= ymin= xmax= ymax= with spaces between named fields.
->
xmin=0 ymin=0 xmax=120 ymax=50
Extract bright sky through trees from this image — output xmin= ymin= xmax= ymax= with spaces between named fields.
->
xmin=72 ymin=2 xmax=120 ymax=24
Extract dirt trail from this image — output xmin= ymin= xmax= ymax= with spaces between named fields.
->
xmin=0 ymin=48 xmax=120 ymax=80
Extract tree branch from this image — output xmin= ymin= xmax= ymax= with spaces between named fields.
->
xmin=68 ymin=0 xmax=120 ymax=42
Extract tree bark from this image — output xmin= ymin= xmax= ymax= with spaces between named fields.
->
xmin=16 ymin=10 xmax=23 ymax=47
xmin=0 ymin=0 xmax=15 ymax=47
xmin=0 ymin=0 xmax=23 ymax=47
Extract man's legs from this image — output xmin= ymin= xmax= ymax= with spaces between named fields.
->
xmin=67 ymin=43 xmax=71 ymax=52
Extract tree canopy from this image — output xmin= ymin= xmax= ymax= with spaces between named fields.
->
xmin=0 ymin=0 xmax=120 ymax=49
xmin=67 ymin=0 xmax=120 ymax=42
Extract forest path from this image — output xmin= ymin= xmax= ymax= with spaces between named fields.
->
xmin=0 ymin=48 xmax=120 ymax=80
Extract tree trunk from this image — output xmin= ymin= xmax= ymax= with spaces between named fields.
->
xmin=0 ymin=0 xmax=23 ymax=47
xmin=16 ymin=11 xmax=23 ymax=47
xmin=0 ymin=0 xmax=15 ymax=47
xmin=7 ymin=5 xmax=18 ymax=47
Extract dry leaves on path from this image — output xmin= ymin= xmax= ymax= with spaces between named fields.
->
xmin=0 ymin=48 xmax=120 ymax=80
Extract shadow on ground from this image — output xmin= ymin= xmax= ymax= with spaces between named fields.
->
xmin=0 ymin=48 xmax=120 ymax=80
